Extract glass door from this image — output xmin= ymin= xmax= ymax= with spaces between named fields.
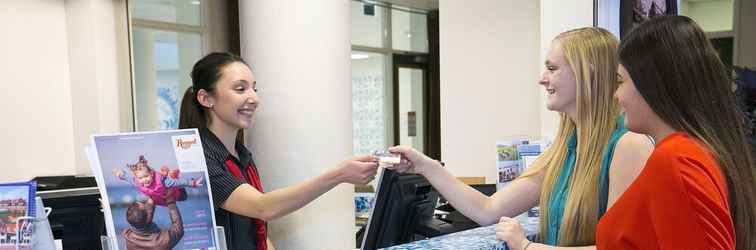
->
xmin=393 ymin=54 xmax=438 ymax=157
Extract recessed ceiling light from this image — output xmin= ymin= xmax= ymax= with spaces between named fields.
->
xmin=190 ymin=0 xmax=201 ymax=5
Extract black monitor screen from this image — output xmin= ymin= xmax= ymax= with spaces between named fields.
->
xmin=360 ymin=168 xmax=439 ymax=250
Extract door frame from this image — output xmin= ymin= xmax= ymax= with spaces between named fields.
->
xmin=392 ymin=53 xmax=440 ymax=159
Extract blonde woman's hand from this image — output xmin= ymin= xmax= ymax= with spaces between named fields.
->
xmin=336 ymin=155 xmax=379 ymax=185
xmin=495 ymin=217 xmax=530 ymax=250
xmin=388 ymin=145 xmax=439 ymax=175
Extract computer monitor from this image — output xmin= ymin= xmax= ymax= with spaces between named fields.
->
xmin=359 ymin=168 xmax=443 ymax=250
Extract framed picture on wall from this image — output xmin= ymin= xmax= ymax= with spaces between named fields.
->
xmin=595 ymin=0 xmax=679 ymax=39
xmin=619 ymin=0 xmax=678 ymax=38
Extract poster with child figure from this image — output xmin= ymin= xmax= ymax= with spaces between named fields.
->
xmin=89 ymin=129 xmax=217 ymax=250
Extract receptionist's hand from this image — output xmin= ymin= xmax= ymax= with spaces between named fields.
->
xmin=388 ymin=146 xmax=440 ymax=175
xmin=335 ymin=155 xmax=379 ymax=185
xmin=496 ymin=217 xmax=530 ymax=250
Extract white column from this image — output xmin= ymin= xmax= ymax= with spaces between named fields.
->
xmin=177 ymin=0 xmax=202 ymax=97
xmin=133 ymin=28 xmax=159 ymax=131
xmin=177 ymin=32 xmax=201 ymax=109
xmin=239 ymin=1 xmax=353 ymax=249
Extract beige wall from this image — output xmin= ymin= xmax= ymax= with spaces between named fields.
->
xmin=0 ymin=0 xmax=131 ymax=182
xmin=540 ymin=0 xmax=595 ymax=140
xmin=1 ymin=0 xmax=611 ymax=194
xmin=65 ymin=0 xmax=133 ymax=176
xmin=0 ymin=0 xmax=77 ymax=181
xmin=439 ymin=0 xmax=541 ymax=183
xmin=438 ymin=0 xmax=595 ymax=183
xmin=683 ymin=0 xmax=734 ymax=32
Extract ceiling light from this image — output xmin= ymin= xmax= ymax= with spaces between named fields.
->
xmin=351 ymin=53 xmax=370 ymax=59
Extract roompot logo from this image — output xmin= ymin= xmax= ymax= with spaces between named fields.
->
xmin=176 ymin=138 xmax=197 ymax=150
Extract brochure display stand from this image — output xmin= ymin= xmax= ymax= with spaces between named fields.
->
xmin=13 ymin=198 xmax=54 ymax=250
xmin=87 ymin=129 xmax=221 ymax=250
xmin=100 ymin=226 xmax=227 ymax=250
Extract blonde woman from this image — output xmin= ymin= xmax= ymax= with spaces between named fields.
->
xmin=390 ymin=27 xmax=653 ymax=250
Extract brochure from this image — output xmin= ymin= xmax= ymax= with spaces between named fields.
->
xmin=89 ymin=129 xmax=217 ymax=250
xmin=0 ymin=181 xmax=36 ymax=248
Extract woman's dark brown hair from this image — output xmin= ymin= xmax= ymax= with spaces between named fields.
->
xmin=620 ymin=15 xmax=755 ymax=250
xmin=179 ymin=52 xmax=248 ymax=142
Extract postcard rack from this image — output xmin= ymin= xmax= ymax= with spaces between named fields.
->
xmin=13 ymin=198 xmax=55 ymax=250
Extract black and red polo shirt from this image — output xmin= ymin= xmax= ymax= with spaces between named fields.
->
xmin=200 ymin=127 xmax=266 ymax=250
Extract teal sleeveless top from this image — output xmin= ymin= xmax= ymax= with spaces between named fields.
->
xmin=543 ymin=115 xmax=627 ymax=245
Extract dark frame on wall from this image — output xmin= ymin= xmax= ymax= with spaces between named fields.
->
xmin=619 ymin=0 xmax=678 ymax=38
xmin=392 ymin=54 xmax=438 ymax=160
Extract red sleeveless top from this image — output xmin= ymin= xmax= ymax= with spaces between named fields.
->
xmin=596 ymin=132 xmax=735 ymax=249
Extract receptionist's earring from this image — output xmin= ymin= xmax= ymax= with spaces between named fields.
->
xmin=209 ymin=103 xmax=214 ymax=110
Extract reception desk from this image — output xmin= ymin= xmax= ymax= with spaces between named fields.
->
xmin=382 ymin=220 xmax=538 ymax=250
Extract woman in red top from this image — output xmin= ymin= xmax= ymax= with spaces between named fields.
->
xmin=597 ymin=16 xmax=756 ymax=250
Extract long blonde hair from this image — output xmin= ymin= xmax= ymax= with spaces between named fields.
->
xmin=521 ymin=27 xmax=621 ymax=246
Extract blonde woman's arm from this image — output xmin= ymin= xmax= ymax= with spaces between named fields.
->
xmin=497 ymin=217 xmax=597 ymax=250
xmin=390 ymin=146 xmax=544 ymax=226
xmin=495 ymin=132 xmax=652 ymax=250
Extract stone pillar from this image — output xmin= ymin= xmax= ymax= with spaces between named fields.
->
xmin=239 ymin=1 xmax=353 ymax=249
